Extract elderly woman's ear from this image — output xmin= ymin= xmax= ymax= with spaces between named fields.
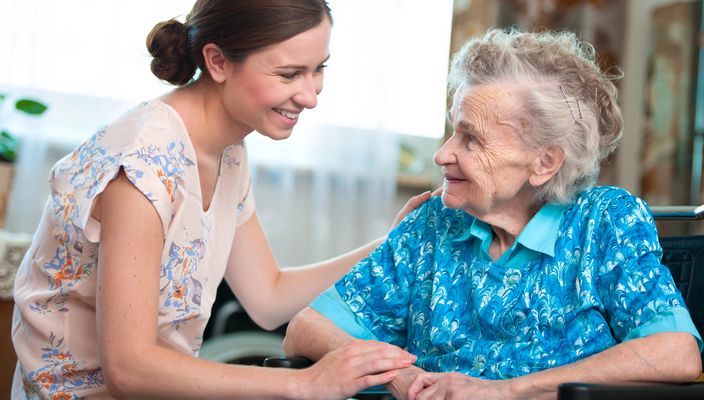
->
xmin=528 ymin=144 xmax=565 ymax=188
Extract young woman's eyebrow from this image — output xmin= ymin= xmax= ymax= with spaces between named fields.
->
xmin=276 ymin=54 xmax=330 ymax=69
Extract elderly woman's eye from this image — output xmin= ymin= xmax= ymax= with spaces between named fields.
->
xmin=464 ymin=133 xmax=478 ymax=145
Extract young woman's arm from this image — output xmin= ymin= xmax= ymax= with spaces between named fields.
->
xmin=226 ymin=191 xmax=432 ymax=330
xmin=96 ymin=171 xmax=414 ymax=399
xmin=285 ymin=307 xmax=424 ymax=400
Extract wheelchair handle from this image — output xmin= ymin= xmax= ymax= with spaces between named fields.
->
xmin=650 ymin=205 xmax=704 ymax=220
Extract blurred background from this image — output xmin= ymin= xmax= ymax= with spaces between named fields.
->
xmin=0 ymin=0 xmax=703 ymax=396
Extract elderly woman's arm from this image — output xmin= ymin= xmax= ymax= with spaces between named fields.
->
xmin=410 ymin=331 xmax=701 ymax=400
xmin=285 ymin=308 xmax=423 ymax=400
xmin=284 ymin=307 xmax=355 ymax=360
xmin=511 ymin=332 xmax=700 ymax=398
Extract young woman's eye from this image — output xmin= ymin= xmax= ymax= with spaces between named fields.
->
xmin=280 ymin=71 xmax=299 ymax=80
xmin=314 ymin=64 xmax=328 ymax=73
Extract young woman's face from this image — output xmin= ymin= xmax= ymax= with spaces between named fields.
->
xmin=434 ymin=83 xmax=539 ymax=218
xmin=222 ymin=17 xmax=331 ymax=140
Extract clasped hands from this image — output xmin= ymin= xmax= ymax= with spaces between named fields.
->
xmin=387 ymin=364 xmax=512 ymax=400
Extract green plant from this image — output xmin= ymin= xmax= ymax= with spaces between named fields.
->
xmin=0 ymin=93 xmax=48 ymax=163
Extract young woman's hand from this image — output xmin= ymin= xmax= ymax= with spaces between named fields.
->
xmin=297 ymin=339 xmax=416 ymax=400
xmin=390 ymin=188 xmax=442 ymax=231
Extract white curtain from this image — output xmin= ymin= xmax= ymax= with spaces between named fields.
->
xmin=1 ymin=88 xmax=135 ymax=235
xmin=248 ymin=123 xmax=399 ymax=265
xmin=0 ymin=0 xmax=452 ymax=264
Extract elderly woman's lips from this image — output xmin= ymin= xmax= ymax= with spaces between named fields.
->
xmin=444 ymin=177 xmax=466 ymax=185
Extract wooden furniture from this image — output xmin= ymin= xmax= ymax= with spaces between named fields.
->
xmin=0 ymin=231 xmax=32 ymax=400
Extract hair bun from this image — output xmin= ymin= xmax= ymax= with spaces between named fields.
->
xmin=146 ymin=19 xmax=196 ymax=85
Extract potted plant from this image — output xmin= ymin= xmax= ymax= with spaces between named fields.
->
xmin=0 ymin=93 xmax=48 ymax=227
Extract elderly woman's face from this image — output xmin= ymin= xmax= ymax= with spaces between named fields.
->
xmin=434 ymin=83 xmax=539 ymax=217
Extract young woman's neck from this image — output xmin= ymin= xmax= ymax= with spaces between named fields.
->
xmin=162 ymin=77 xmax=251 ymax=159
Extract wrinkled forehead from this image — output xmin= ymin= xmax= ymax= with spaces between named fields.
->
xmin=450 ymin=83 xmax=522 ymax=122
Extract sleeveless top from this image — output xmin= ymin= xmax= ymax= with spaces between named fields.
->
xmin=12 ymin=100 xmax=255 ymax=399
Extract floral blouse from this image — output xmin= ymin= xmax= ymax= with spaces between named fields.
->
xmin=312 ymin=187 xmax=702 ymax=379
xmin=12 ymin=100 xmax=255 ymax=399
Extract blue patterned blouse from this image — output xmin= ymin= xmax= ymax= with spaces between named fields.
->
xmin=311 ymin=186 xmax=702 ymax=379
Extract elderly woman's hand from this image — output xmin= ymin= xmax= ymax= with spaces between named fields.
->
xmin=384 ymin=365 xmax=430 ymax=400
xmin=408 ymin=372 xmax=513 ymax=400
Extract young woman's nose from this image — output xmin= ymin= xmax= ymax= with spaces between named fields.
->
xmin=293 ymin=75 xmax=321 ymax=109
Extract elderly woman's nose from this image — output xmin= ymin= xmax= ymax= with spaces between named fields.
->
xmin=434 ymin=139 xmax=455 ymax=166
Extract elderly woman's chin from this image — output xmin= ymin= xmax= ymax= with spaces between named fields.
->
xmin=439 ymin=189 xmax=471 ymax=212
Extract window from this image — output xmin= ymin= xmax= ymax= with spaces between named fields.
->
xmin=0 ymin=0 xmax=452 ymax=138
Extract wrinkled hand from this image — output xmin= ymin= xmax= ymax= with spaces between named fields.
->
xmin=390 ymin=188 xmax=442 ymax=231
xmin=300 ymin=339 xmax=417 ymax=400
xmin=409 ymin=372 xmax=512 ymax=400
xmin=385 ymin=365 xmax=429 ymax=400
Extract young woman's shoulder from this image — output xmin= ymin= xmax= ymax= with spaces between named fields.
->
xmin=49 ymin=100 xmax=195 ymax=238
xmin=102 ymin=100 xmax=190 ymax=149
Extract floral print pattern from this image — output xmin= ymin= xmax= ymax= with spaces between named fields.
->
xmin=58 ymin=128 xmax=118 ymax=200
xmin=13 ymin=100 xmax=256 ymax=398
xmin=162 ymin=238 xmax=206 ymax=329
xmin=127 ymin=141 xmax=194 ymax=203
xmin=335 ymin=186 xmax=695 ymax=379
xmin=24 ymin=332 xmax=104 ymax=399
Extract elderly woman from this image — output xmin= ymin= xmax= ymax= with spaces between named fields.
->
xmin=283 ymin=28 xmax=703 ymax=399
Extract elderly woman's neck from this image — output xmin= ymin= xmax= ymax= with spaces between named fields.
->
xmin=484 ymin=202 xmax=543 ymax=261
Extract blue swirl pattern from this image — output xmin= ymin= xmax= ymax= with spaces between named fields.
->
xmin=334 ymin=186 xmax=697 ymax=379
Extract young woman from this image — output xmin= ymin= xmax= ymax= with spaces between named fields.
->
xmin=11 ymin=1 xmax=422 ymax=398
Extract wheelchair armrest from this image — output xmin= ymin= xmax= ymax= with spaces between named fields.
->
xmin=557 ymin=381 xmax=704 ymax=400
xmin=263 ymin=356 xmax=314 ymax=369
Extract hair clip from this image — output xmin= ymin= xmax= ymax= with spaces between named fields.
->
xmin=559 ymin=84 xmax=582 ymax=122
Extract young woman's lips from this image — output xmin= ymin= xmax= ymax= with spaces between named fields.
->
xmin=273 ymin=108 xmax=300 ymax=127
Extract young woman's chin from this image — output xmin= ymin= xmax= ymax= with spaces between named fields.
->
xmin=258 ymin=127 xmax=295 ymax=141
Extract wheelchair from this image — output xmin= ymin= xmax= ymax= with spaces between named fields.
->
xmin=199 ymin=283 xmax=287 ymax=366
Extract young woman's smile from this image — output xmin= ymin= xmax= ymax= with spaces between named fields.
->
xmin=221 ymin=18 xmax=331 ymax=141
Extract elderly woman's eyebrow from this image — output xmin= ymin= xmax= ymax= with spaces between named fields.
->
xmin=457 ymin=120 xmax=482 ymax=136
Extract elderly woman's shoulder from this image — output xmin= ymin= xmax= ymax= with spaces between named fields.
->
xmin=569 ymin=185 xmax=653 ymax=222
xmin=390 ymin=195 xmax=471 ymax=241
xmin=576 ymin=186 xmax=639 ymax=204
